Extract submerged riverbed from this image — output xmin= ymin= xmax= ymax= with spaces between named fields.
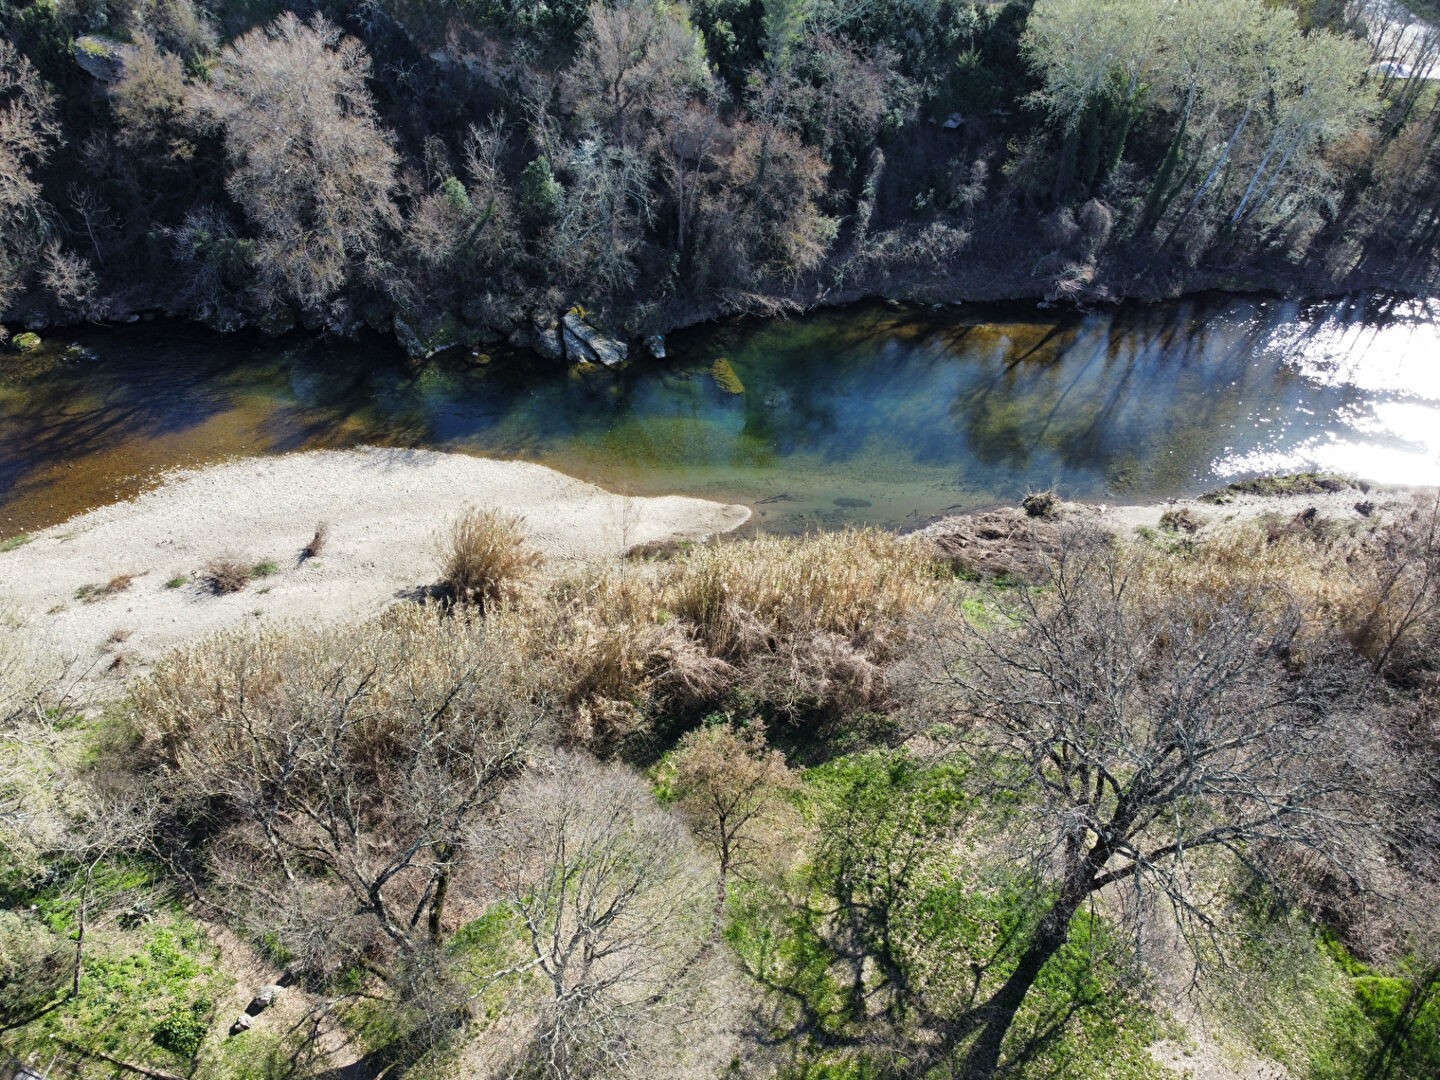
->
xmin=2 ymin=292 xmax=1438 ymax=537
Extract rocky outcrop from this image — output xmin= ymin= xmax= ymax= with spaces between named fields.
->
xmin=531 ymin=314 xmax=564 ymax=360
xmin=561 ymin=311 xmax=628 ymax=367
xmin=73 ymin=36 xmax=139 ymax=83
xmin=393 ymin=310 xmax=478 ymax=360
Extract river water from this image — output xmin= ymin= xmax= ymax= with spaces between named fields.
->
xmin=2 ymin=292 xmax=1437 ymax=538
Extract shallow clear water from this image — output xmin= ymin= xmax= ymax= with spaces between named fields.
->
xmin=2 ymin=292 xmax=1437 ymax=537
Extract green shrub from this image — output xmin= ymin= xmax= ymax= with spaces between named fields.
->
xmin=153 ymin=997 xmax=212 ymax=1057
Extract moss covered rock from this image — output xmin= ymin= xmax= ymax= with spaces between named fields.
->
xmin=710 ymin=357 xmax=745 ymax=394
xmin=11 ymin=332 xmax=41 ymax=353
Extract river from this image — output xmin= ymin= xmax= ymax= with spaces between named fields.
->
xmin=2 ymin=291 xmax=1437 ymax=538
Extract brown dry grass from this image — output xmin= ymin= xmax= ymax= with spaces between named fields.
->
xmin=303 ymin=522 xmax=330 ymax=560
xmin=202 ymin=557 xmax=251 ymax=595
xmin=439 ymin=508 xmax=543 ymax=609
xmin=1135 ymin=496 xmax=1440 ymax=679
xmin=474 ymin=529 xmax=948 ymax=744
xmin=663 ymin=529 xmax=943 ymax=660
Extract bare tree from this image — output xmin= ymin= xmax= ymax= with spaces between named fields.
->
xmin=474 ymin=752 xmax=734 ymax=1079
xmin=0 ymin=40 xmax=59 ymax=319
xmin=54 ymin=784 xmax=157 ymax=997
xmin=722 ymin=118 xmax=837 ymax=281
xmin=668 ymin=720 xmax=796 ymax=934
xmin=926 ymin=527 xmax=1377 ymax=1078
xmin=39 ymin=242 xmax=99 ymax=318
xmin=199 ymin=12 xmax=399 ymax=313
xmin=137 ymin=606 xmax=553 ymax=975
xmin=565 ymin=0 xmax=704 ymax=152
xmin=549 ymin=135 xmax=653 ymax=292
xmin=0 ymin=610 xmax=80 ymax=877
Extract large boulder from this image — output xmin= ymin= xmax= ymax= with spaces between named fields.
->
xmin=247 ymin=984 xmax=283 ymax=1015
xmin=393 ymin=310 xmax=476 ymax=360
xmin=530 ymin=314 xmax=564 ymax=360
xmin=73 ymin=36 xmax=139 ymax=83
xmin=561 ymin=311 xmax=628 ymax=367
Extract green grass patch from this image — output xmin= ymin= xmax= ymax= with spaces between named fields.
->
xmin=249 ymin=561 xmax=279 ymax=578
xmin=3 ymin=907 xmax=226 ymax=1076
xmin=726 ymin=751 xmax=1166 ymax=1079
xmin=164 ymin=575 xmax=188 ymax=589
xmin=0 ymin=532 xmax=32 ymax=552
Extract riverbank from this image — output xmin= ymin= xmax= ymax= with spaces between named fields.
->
xmin=917 ymin=475 xmax=1420 ymax=581
xmin=2 ymin=442 xmax=1420 ymax=699
xmin=0 ymin=447 xmax=750 ymax=682
xmin=8 ymin=241 xmax=1428 ymax=362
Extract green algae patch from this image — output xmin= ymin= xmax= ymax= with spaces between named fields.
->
xmin=711 ymin=357 xmax=746 ymax=395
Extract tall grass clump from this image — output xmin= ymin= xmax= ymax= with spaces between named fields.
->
xmin=664 ymin=529 xmax=943 ymax=659
xmin=658 ymin=530 xmax=946 ymax=721
xmin=439 ymin=508 xmax=543 ymax=609
xmin=486 ymin=573 xmax=733 ymax=748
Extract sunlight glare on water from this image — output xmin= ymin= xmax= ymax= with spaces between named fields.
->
xmin=1214 ymin=297 xmax=1440 ymax=487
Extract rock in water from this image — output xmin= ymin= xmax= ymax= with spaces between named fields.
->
xmin=561 ymin=311 xmax=628 ymax=367
xmin=530 ymin=314 xmax=564 ymax=360
xmin=710 ymin=358 xmax=745 ymax=394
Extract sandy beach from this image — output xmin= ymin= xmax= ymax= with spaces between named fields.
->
xmin=0 ymin=447 xmax=751 ymax=681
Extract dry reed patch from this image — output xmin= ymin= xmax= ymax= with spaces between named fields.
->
xmin=662 ymin=529 xmax=945 ymax=660
xmin=438 ymin=508 xmax=543 ymax=609
xmin=1129 ymin=520 xmax=1396 ymax=664
xmin=488 ymin=575 xmax=733 ymax=748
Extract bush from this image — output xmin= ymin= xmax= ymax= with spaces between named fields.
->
xmin=153 ymin=998 xmax=211 ymax=1058
xmin=438 ymin=508 xmax=543 ymax=609
xmin=1158 ymin=506 xmax=1204 ymax=534
xmin=303 ymin=522 xmax=329 ymax=559
xmin=1022 ymin=489 xmax=1059 ymax=519
xmin=202 ymin=557 xmax=250 ymax=595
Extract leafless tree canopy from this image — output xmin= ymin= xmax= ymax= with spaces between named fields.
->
xmin=136 ymin=606 xmax=553 ymax=973
xmin=474 ymin=752 xmax=735 ymax=1079
xmin=929 ymin=527 xmax=1380 ymax=1076
xmin=0 ymin=40 xmax=58 ymax=317
xmin=201 ymin=12 xmax=398 ymax=313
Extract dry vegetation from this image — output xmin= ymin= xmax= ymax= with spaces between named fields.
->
xmin=438 ymin=508 xmax=544 ymax=609
xmin=6 ymin=499 xmax=1440 ymax=1078
xmin=201 ymin=556 xmax=251 ymax=595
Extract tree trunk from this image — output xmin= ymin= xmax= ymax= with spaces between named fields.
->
xmin=1164 ymin=104 xmax=1251 ymax=250
xmin=959 ymin=884 xmax=1086 ymax=1079
xmin=428 ymin=842 xmax=454 ymax=941
xmin=71 ymin=863 xmax=95 ymax=998
xmin=713 ymin=834 xmax=731 ymax=943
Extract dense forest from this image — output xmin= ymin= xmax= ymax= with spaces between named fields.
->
xmin=4 ymin=493 xmax=1440 ymax=1077
xmin=2 ymin=0 xmax=1440 ymax=355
